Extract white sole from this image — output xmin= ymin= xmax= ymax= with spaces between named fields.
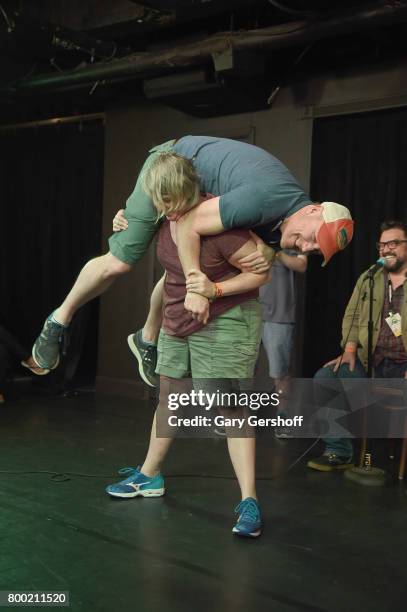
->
xmin=107 ymin=488 xmax=165 ymax=499
xmin=233 ymin=528 xmax=262 ymax=538
xmin=32 ymin=345 xmax=60 ymax=371
xmin=127 ymin=334 xmax=156 ymax=388
xmin=21 ymin=360 xmax=50 ymax=376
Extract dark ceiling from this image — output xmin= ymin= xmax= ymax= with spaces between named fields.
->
xmin=1 ymin=0 xmax=407 ymax=122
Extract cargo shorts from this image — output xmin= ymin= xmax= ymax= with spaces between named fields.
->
xmin=156 ymin=300 xmax=262 ymax=381
xmin=108 ymin=139 xmax=176 ymax=265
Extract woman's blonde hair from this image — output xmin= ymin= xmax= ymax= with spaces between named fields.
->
xmin=141 ymin=151 xmax=200 ymax=217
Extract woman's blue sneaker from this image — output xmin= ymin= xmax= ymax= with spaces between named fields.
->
xmin=106 ymin=466 xmax=165 ymax=498
xmin=233 ymin=497 xmax=262 ymax=538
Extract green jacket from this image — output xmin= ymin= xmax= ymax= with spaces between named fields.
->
xmin=341 ymin=269 xmax=407 ymax=371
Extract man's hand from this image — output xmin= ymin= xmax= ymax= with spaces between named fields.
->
xmin=238 ymin=231 xmax=276 ymax=273
xmin=185 ymin=270 xmax=215 ymax=299
xmin=112 ymin=209 xmax=128 ymax=233
xmin=184 ymin=292 xmax=210 ymax=324
xmin=324 ymin=351 xmax=356 ymax=373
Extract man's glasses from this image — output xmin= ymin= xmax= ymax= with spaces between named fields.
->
xmin=376 ymin=239 xmax=407 ymax=252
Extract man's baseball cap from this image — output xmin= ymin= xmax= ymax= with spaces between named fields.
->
xmin=317 ymin=202 xmax=354 ymax=266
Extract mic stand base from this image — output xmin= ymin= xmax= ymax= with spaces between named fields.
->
xmin=344 ymin=271 xmax=387 ymax=486
xmin=344 ymin=465 xmax=386 ymax=487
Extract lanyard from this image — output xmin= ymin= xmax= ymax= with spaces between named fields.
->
xmin=388 ymin=279 xmax=393 ymax=314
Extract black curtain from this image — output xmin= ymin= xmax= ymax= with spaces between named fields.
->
xmin=0 ymin=120 xmax=104 ymax=385
xmin=303 ymin=106 xmax=407 ymax=376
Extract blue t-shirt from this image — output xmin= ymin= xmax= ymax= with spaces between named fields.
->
xmin=259 ymin=250 xmax=299 ymax=323
xmin=173 ymin=136 xmax=310 ymax=236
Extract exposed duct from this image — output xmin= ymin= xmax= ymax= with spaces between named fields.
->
xmin=0 ymin=13 xmax=118 ymax=62
xmin=4 ymin=1 xmax=407 ymax=96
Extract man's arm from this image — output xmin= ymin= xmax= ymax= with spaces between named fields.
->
xmin=341 ymin=276 xmax=364 ymax=348
xmin=277 ymin=252 xmax=308 ymax=273
xmin=323 ymin=277 xmax=362 ymax=371
xmin=175 ymin=196 xmax=223 ymax=272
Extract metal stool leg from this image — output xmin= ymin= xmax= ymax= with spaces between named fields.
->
xmin=398 ymin=439 xmax=407 ymax=480
xmin=359 ymin=437 xmax=367 ymax=468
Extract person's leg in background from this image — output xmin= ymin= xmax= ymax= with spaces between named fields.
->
xmin=307 ymin=360 xmax=367 ymax=472
xmin=261 ymin=321 xmax=295 ymax=437
xmin=261 ymin=321 xmax=295 ymax=395
xmin=374 ymin=358 xmax=407 ymax=380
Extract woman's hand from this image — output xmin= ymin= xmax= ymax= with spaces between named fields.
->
xmin=184 ymin=292 xmax=210 ymax=324
xmin=112 ymin=209 xmax=128 ymax=232
xmin=186 ymin=270 xmax=216 ymax=299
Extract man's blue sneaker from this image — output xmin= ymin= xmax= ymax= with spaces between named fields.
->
xmin=32 ymin=311 xmax=69 ymax=370
xmin=233 ymin=497 xmax=262 ymax=538
xmin=106 ymin=466 xmax=165 ymax=498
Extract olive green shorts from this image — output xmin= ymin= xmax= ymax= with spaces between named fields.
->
xmin=108 ymin=140 xmax=175 ymax=265
xmin=156 ymin=300 xmax=262 ymax=380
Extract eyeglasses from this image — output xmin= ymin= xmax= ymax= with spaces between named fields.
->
xmin=376 ymin=239 xmax=407 ymax=251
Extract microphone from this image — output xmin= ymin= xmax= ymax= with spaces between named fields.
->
xmin=364 ymin=257 xmax=385 ymax=279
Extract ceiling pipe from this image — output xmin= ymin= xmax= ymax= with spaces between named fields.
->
xmin=0 ymin=13 xmax=118 ymax=61
xmin=4 ymin=1 xmax=407 ymax=96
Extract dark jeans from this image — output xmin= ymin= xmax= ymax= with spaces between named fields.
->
xmin=0 ymin=325 xmax=29 ymax=391
xmin=314 ymin=357 xmax=407 ymax=458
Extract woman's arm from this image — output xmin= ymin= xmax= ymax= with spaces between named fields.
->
xmin=175 ymin=196 xmax=223 ymax=323
xmin=176 ymin=198 xmax=273 ymax=314
xmin=186 ymin=238 xmax=269 ymax=298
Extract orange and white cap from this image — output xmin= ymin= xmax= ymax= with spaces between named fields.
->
xmin=317 ymin=202 xmax=354 ymax=266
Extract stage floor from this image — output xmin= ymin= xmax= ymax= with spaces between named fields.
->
xmin=1 ymin=391 xmax=406 ymax=612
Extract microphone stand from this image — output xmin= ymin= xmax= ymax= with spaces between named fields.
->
xmin=345 ymin=266 xmax=386 ymax=486
xmin=366 ymin=268 xmax=376 ymax=379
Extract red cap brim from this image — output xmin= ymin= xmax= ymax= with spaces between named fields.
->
xmin=317 ymin=219 xmax=354 ymax=266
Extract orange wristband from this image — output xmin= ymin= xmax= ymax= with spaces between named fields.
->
xmin=214 ymin=282 xmax=223 ymax=299
xmin=344 ymin=345 xmax=357 ymax=353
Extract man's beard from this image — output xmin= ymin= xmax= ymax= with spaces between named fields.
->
xmin=384 ymin=256 xmax=404 ymax=272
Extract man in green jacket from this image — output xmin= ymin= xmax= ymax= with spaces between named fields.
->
xmin=308 ymin=219 xmax=407 ymax=471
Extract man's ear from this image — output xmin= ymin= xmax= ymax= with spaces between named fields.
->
xmin=306 ymin=204 xmax=322 ymax=216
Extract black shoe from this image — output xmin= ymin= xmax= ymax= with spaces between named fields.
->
xmin=274 ymin=427 xmax=294 ymax=440
xmin=127 ymin=331 xmax=158 ymax=388
xmin=307 ymin=453 xmax=354 ymax=472
xmin=214 ymin=427 xmax=226 ymax=437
